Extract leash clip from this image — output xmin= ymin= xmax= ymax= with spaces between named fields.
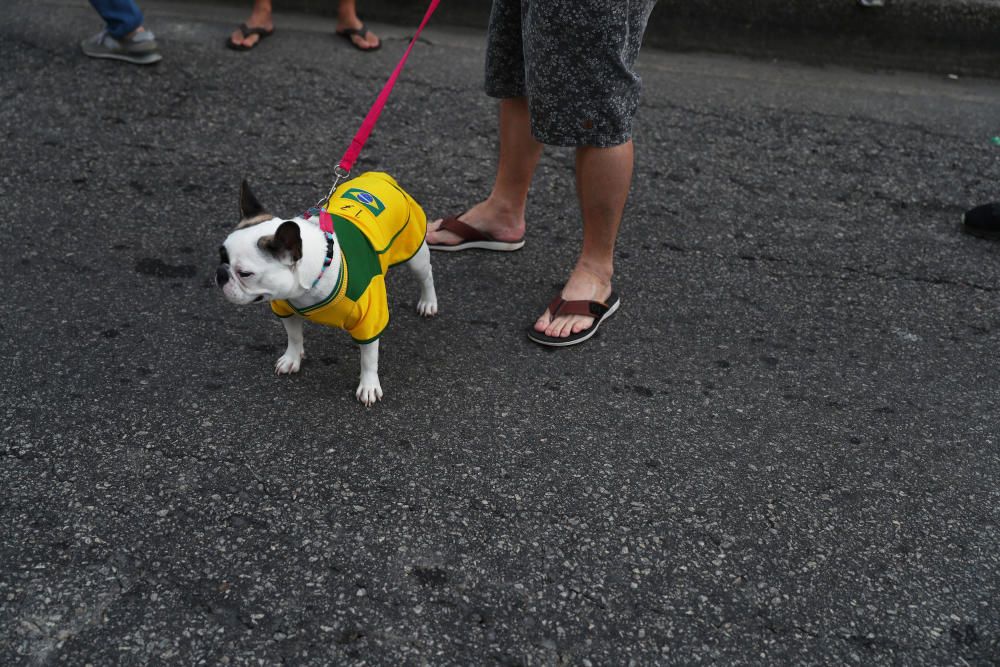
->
xmin=317 ymin=165 xmax=351 ymax=209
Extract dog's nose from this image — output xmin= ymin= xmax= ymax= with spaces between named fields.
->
xmin=215 ymin=265 xmax=230 ymax=286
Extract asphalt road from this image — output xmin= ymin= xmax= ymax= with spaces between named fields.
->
xmin=3 ymin=0 xmax=1000 ymax=664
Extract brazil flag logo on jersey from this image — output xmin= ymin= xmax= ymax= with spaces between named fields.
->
xmin=342 ymin=188 xmax=385 ymax=217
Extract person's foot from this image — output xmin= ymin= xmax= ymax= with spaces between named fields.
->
xmin=425 ymin=199 xmax=525 ymax=247
xmin=533 ymin=264 xmax=613 ymax=339
xmin=229 ymin=12 xmax=273 ymax=49
xmin=81 ymin=27 xmax=162 ymax=65
xmin=335 ymin=16 xmax=380 ymax=51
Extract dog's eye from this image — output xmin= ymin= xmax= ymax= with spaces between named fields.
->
xmin=219 ymin=246 xmax=229 ymax=264
xmin=238 ymin=271 xmax=254 ymax=278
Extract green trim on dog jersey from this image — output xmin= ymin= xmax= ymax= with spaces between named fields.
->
xmin=294 ymin=255 xmax=346 ymax=315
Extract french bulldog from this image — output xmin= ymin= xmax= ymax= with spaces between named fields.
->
xmin=216 ymin=172 xmax=438 ymax=405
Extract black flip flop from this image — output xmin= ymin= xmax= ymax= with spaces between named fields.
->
xmin=226 ymin=23 xmax=274 ymax=51
xmin=527 ymin=292 xmax=621 ymax=347
xmin=336 ymin=24 xmax=381 ymax=52
xmin=962 ymin=202 xmax=1000 ymax=240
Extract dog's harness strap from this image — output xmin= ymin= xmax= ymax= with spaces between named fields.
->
xmin=320 ymin=0 xmax=440 ymax=207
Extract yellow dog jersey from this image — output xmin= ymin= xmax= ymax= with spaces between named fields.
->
xmin=270 ymin=172 xmax=427 ymax=344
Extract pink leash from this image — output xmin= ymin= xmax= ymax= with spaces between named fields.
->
xmin=318 ymin=0 xmax=441 ymax=229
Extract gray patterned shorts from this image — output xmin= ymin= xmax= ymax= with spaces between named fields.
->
xmin=485 ymin=0 xmax=657 ymax=147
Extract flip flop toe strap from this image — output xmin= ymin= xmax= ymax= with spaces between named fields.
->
xmin=338 ymin=24 xmax=373 ymax=39
xmin=547 ymin=297 xmax=610 ymax=319
xmin=238 ymin=23 xmax=272 ymax=38
xmin=438 ymin=215 xmax=489 ymax=242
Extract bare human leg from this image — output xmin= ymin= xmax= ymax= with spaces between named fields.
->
xmin=533 ymin=140 xmax=634 ymax=339
xmin=337 ymin=0 xmax=380 ymax=50
xmin=229 ymin=0 xmax=272 ymax=49
xmin=426 ymin=96 xmax=542 ymax=246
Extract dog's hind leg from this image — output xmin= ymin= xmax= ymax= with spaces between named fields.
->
xmin=405 ymin=241 xmax=438 ymax=317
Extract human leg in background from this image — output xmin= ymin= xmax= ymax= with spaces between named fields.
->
xmin=228 ymin=0 xmax=274 ymax=50
xmin=336 ymin=0 xmax=381 ymax=51
xmin=88 ymin=0 xmax=144 ymax=38
xmin=83 ymin=0 xmax=161 ymax=64
xmin=228 ymin=0 xmax=379 ymax=51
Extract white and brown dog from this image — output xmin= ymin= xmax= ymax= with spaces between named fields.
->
xmin=216 ymin=172 xmax=437 ymax=405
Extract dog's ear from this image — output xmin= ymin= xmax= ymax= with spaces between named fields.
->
xmin=239 ymin=179 xmax=266 ymax=220
xmin=258 ymin=221 xmax=302 ymax=264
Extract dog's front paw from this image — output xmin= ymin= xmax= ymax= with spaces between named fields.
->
xmin=417 ymin=297 xmax=438 ymax=317
xmin=275 ymin=352 xmax=302 ymax=375
xmin=356 ymin=377 xmax=383 ymax=406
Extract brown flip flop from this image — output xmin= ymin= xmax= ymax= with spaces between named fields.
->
xmin=427 ymin=214 xmax=525 ymax=252
xmin=526 ymin=291 xmax=621 ymax=347
xmin=336 ymin=24 xmax=381 ymax=52
xmin=226 ymin=23 xmax=274 ymax=51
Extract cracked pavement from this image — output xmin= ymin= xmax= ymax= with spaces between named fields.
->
xmin=2 ymin=0 xmax=1000 ymax=664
